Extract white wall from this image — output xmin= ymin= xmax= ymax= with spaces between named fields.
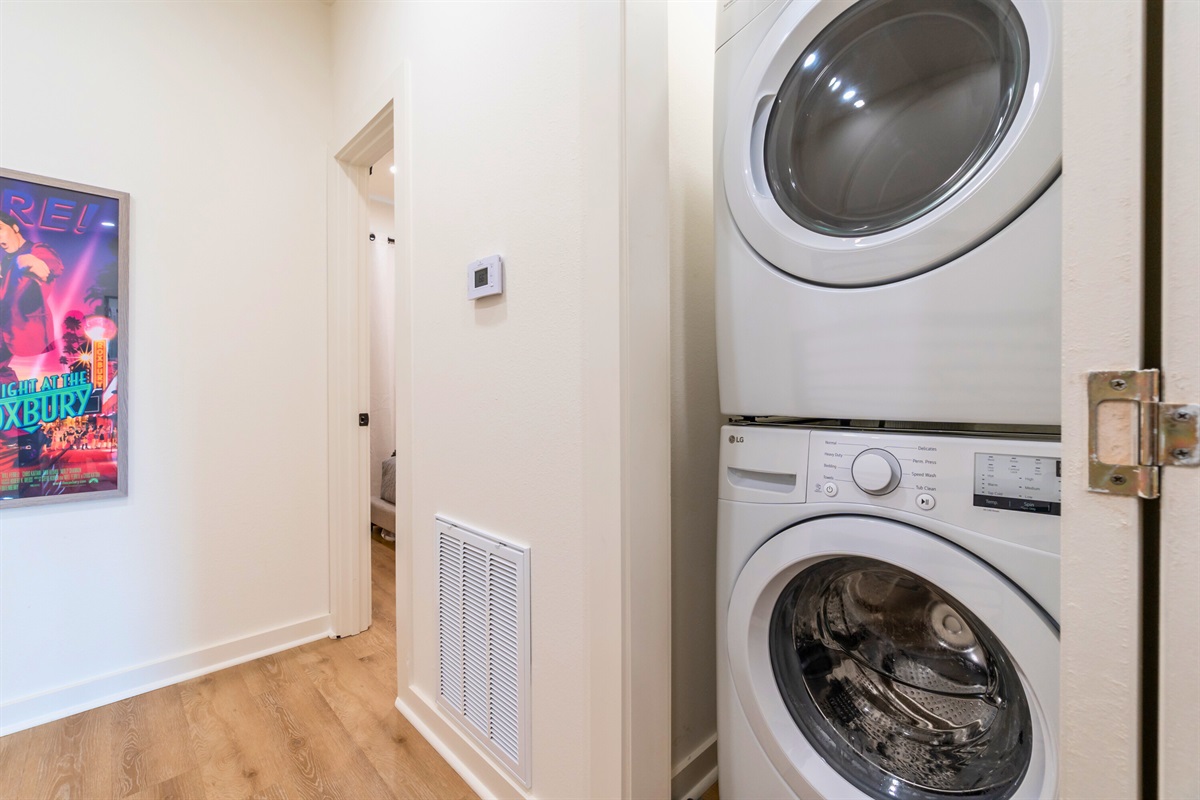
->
xmin=667 ymin=2 xmax=721 ymax=799
xmin=368 ymin=199 xmax=396 ymax=498
xmin=332 ymin=3 xmax=631 ymax=798
xmin=0 ymin=1 xmax=333 ymax=732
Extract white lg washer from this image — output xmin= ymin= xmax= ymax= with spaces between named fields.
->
xmin=715 ymin=0 xmax=1062 ymax=425
xmin=717 ymin=424 xmax=1060 ymax=799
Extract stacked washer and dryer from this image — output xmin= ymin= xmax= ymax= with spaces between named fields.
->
xmin=713 ymin=1 xmax=1064 ymax=798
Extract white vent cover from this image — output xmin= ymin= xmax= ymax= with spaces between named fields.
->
xmin=436 ymin=516 xmax=531 ymax=787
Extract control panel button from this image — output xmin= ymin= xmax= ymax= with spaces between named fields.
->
xmin=851 ymin=449 xmax=902 ymax=495
xmin=916 ymin=493 xmax=936 ymax=511
xmin=822 ymin=482 xmax=838 ymax=497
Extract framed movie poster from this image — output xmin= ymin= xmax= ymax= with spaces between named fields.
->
xmin=0 ymin=169 xmax=128 ymax=507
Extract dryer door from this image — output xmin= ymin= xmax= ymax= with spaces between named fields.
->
xmin=723 ymin=0 xmax=1060 ymax=286
xmin=726 ymin=516 xmax=1058 ymax=800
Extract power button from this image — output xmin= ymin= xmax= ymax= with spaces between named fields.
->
xmin=822 ymin=482 xmax=838 ymax=497
xmin=916 ymin=493 xmax=936 ymax=511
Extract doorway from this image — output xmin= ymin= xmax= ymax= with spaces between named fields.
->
xmin=327 ymin=101 xmax=398 ymax=643
xmin=364 ymin=148 xmax=399 ymax=663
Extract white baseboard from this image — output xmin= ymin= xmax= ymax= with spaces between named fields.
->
xmin=395 ymin=693 xmax=523 ymax=800
xmin=672 ymin=733 xmax=718 ymax=800
xmin=0 ymin=615 xmax=331 ymax=737
xmin=396 ymin=692 xmax=718 ymax=800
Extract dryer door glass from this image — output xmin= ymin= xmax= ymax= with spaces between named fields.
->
xmin=769 ymin=556 xmax=1033 ymax=800
xmin=764 ymin=0 xmax=1029 ymax=237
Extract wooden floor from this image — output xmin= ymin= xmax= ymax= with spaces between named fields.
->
xmin=0 ymin=537 xmax=476 ymax=800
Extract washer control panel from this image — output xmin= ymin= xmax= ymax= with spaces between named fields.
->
xmin=811 ymin=433 xmax=944 ymax=505
xmin=803 ymin=428 xmax=1061 ymax=552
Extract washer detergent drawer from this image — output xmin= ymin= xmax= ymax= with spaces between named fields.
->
xmin=720 ymin=425 xmax=810 ymax=503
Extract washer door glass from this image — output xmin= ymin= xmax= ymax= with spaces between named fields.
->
xmin=770 ymin=556 xmax=1032 ymax=800
xmin=765 ymin=0 xmax=1030 ymax=237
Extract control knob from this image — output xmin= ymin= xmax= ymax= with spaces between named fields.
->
xmin=851 ymin=449 xmax=902 ymax=495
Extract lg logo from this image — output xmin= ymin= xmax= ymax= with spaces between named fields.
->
xmin=729 ymin=434 xmax=744 ymax=444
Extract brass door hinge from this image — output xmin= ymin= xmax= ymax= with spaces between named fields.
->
xmin=1088 ymin=369 xmax=1200 ymax=498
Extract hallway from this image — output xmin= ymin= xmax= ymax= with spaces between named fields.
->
xmin=0 ymin=538 xmax=475 ymax=800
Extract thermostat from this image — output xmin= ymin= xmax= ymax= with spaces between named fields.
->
xmin=467 ymin=255 xmax=503 ymax=300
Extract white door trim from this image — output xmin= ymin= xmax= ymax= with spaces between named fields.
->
xmin=1158 ymin=1 xmax=1200 ymax=793
xmin=621 ymin=2 xmax=672 ymax=796
xmin=328 ymin=100 xmax=396 ymax=638
xmin=579 ymin=3 xmax=673 ymax=796
xmin=1061 ymin=3 xmax=1146 ymax=796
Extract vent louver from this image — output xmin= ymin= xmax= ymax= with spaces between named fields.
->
xmin=436 ymin=517 xmax=530 ymax=787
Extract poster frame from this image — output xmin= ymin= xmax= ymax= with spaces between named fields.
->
xmin=0 ymin=167 xmax=130 ymax=509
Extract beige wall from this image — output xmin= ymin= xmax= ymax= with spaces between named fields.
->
xmin=668 ymin=2 xmax=722 ymax=798
xmin=0 ymin=1 xmax=333 ymax=731
xmin=331 ymin=3 xmax=630 ymax=797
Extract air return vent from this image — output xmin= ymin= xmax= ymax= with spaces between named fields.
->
xmin=436 ymin=516 xmax=531 ymax=787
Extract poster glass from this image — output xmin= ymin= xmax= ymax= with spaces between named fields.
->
xmin=0 ymin=169 xmax=128 ymax=506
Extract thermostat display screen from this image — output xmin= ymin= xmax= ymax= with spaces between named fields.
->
xmin=974 ymin=453 xmax=1062 ymax=515
xmin=466 ymin=254 xmax=503 ymax=300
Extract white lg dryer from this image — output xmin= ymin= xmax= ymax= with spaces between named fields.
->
xmin=715 ymin=0 xmax=1062 ymax=425
xmin=717 ymin=424 xmax=1060 ymax=799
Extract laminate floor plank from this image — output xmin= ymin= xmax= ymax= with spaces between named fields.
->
xmin=0 ymin=537 xmax=474 ymax=800
xmin=344 ymin=539 xmax=398 ymax=666
xmin=254 ymin=682 xmax=397 ymax=800
xmin=352 ymin=647 xmax=394 ymax=697
xmin=179 ymin=667 xmax=284 ymax=800
xmin=248 ymin=783 xmax=290 ymax=800
xmin=42 ymin=707 xmax=115 ymax=800
xmin=110 ymin=688 xmax=198 ymax=798
xmin=0 ymin=722 xmax=27 ymax=795
xmin=300 ymin=638 xmax=473 ymax=800
xmin=2 ymin=709 xmax=113 ymax=800
xmin=368 ymin=540 xmax=400 ymax=695
xmin=238 ymin=649 xmax=311 ymax=700
xmin=368 ymin=586 xmax=398 ymax=652
xmin=123 ymin=767 xmax=207 ymax=800
xmin=3 ymin=717 xmax=55 ymax=800
xmin=371 ymin=574 xmax=397 ymax=629
xmin=370 ymin=540 xmax=396 ymax=597
xmin=0 ymin=727 xmax=22 ymax=784
xmin=342 ymin=616 xmax=394 ymax=665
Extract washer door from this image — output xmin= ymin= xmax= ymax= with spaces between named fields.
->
xmin=726 ymin=516 xmax=1058 ymax=799
xmin=723 ymin=0 xmax=1060 ymax=286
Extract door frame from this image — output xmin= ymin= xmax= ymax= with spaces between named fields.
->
xmin=327 ymin=96 xmax=400 ymax=638
xmin=1158 ymin=1 xmax=1199 ymax=794
xmin=1060 ymin=4 xmax=1148 ymax=796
